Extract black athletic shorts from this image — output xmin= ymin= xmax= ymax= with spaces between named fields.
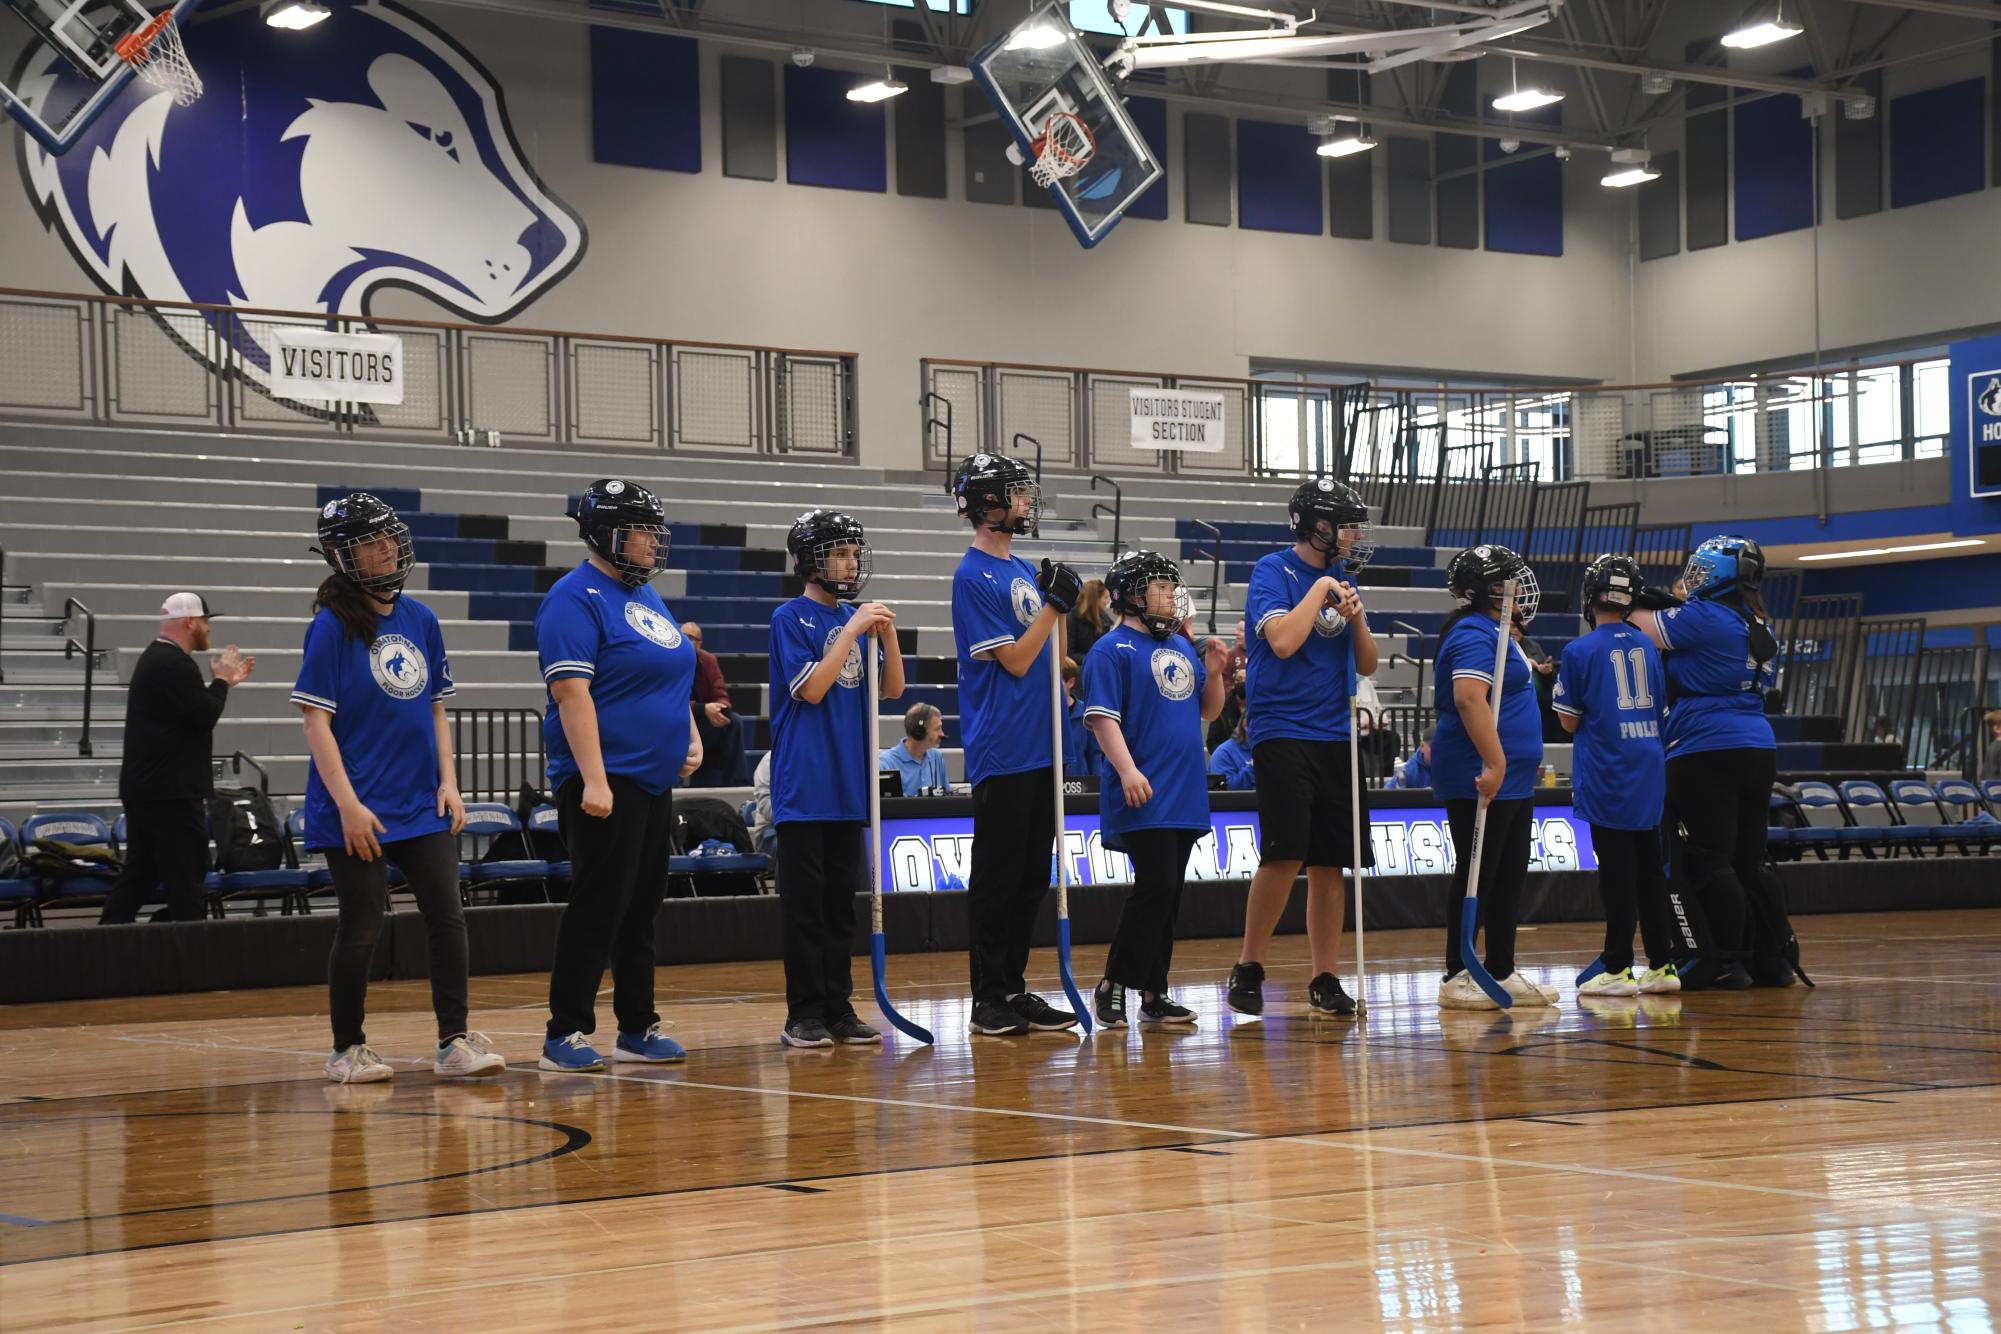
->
xmin=1251 ymin=737 xmax=1376 ymax=870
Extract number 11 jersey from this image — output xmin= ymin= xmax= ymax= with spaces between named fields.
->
xmin=1552 ymin=621 xmax=1666 ymax=831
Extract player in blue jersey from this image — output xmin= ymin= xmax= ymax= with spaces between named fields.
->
xmin=1082 ymin=552 xmax=1228 ymax=1029
xmin=949 ymin=453 xmax=1084 ymax=1037
xmin=1432 ymin=544 xmax=1556 ymax=1011
xmin=294 ymin=494 xmax=504 ymax=1085
xmin=768 ymin=510 xmax=905 ymax=1049
xmin=1628 ymin=535 xmax=1799 ymax=989
xmin=1552 ymin=555 xmax=1678 ymax=998
xmin=1226 ymin=479 xmax=1378 ymax=1020
xmin=536 ymin=480 xmax=704 ymax=1071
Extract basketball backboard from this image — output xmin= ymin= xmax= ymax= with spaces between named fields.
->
xmin=971 ymin=3 xmax=1163 ymax=249
xmin=0 ymin=0 xmax=203 ymax=153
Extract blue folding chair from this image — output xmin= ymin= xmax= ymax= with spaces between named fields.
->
xmin=23 ymin=812 xmax=123 ymax=912
xmin=460 ymin=802 xmax=550 ymax=904
xmin=0 ymin=817 xmax=42 ymax=928
xmin=1788 ymin=781 xmax=1866 ymax=860
xmin=287 ymin=809 xmax=337 ymax=907
xmin=1982 ymin=779 xmax=2001 ymax=820
xmin=528 ymin=804 xmax=569 ymax=890
xmin=1839 ymin=780 xmax=1929 ymax=859
xmin=1933 ymin=779 xmax=2001 ymax=855
xmin=1888 ymin=779 xmax=1971 ymax=856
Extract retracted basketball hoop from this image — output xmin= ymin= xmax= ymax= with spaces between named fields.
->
xmin=1028 ymin=109 xmax=1095 ymax=189
xmin=114 ymin=8 xmax=200 ymax=106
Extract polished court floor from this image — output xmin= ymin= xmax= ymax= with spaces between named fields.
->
xmin=5 ymin=910 xmax=2001 ymax=1330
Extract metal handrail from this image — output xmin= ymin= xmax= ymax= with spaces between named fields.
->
xmin=1013 ymin=433 xmax=1043 ymax=538
xmin=60 ymin=596 xmax=96 ymax=758
xmin=1189 ymin=519 xmax=1224 ymax=636
xmin=1089 ymin=474 xmax=1123 ymax=552
xmin=1386 ymin=650 xmax=1428 ymax=712
xmin=922 ymin=391 xmax=954 ymax=493
xmin=215 ymin=751 xmax=270 ymax=794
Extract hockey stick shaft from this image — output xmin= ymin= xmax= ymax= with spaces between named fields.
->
xmin=867 ymin=636 xmax=933 ymax=1043
xmin=1048 ymin=630 xmax=1092 ymax=1034
xmin=1458 ymin=579 xmax=1518 ymax=1009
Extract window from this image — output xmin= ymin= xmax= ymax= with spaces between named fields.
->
xmin=1069 ymin=0 xmax=1188 ymax=35
xmin=1913 ymin=358 xmax=1949 ymax=458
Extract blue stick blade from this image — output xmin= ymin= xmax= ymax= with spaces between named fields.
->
xmin=1056 ymin=917 xmax=1092 ymax=1036
xmin=1459 ymin=899 xmax=1513 ymax=1008
xmin=871 ymin=930 xmax=935 ymax=1044
xmin=1576 ymin=956 xmax=1607 ymax=987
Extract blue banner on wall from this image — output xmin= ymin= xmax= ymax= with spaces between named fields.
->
xmin=877 ymin=804 xmax=1599 ymax=893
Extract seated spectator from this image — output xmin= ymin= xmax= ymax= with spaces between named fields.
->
xmin=880 ymin=703 xmax=950 ymax=796
xmin=1871 ymin=716 xmax=1902 ymax=748
xmin=1061 ymin=656 xmax=1099 ymax=776
xmin=1206 ymin=620 xmax=1249 ymax=752
xmin=1391 ymin=727 xmax=1435 ymax=790
xmin=1068 ymin=580 xmax=1113 ymax=661
xmin=682 ymin=621 xmax=748 ymax=787
xmin=1985 ymin=710 xmax=2001 ymax=780
xmin=1208 ymin=712 xmax=1255 ymax=790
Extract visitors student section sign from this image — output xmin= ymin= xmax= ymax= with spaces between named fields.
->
xmin=1129 ymin=387 xmax=1226 ymax=452
xmin=876 ymin=804 xmax=1598 ymax=893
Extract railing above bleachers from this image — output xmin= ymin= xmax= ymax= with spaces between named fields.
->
xmin=0 ymin=287 xmax=857 ymax=458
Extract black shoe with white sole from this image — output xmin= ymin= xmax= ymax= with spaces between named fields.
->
xmin=1138 ymin=993 xmax=1196 ymax=1026
xmin=1094 ymin=982 xmax=1128 ymax=1030
xmin=1009 ymin=992 xmax=1080 ymax=1031
xmin=969 ymin=1001 xmax=1032 ymax=1037
xmin=1226 ymin=962 xmax=1265 ymax=1015
xmin=1308 ymin=972 xmax=1358 ymax=1017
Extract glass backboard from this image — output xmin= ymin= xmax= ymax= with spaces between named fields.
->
xmin=971 ymin=3 xmax=1163 ymax=249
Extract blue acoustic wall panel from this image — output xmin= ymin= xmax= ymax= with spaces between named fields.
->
xmin=1734 ymin=87 xmax=1814 ymax=241
xmin=784 ymin=64 xmax=887 ymax=192
xmin=1891 ymin=78 xmax=1985 ymax=209
xmin=1126 ymin=95 xmax=1169 ymax=221
xmin=1483 ymin=108 xmax=1562 ymax=257
xmin=1236 ymin=119 xmax=1323 ymax=234
xmin=590 ymin=27 xmax=700 ymax=173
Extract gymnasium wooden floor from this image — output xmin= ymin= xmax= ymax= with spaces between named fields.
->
xmin=5 ymin=910 xmax=2001 ymax=1331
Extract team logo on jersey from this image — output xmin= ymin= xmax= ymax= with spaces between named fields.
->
xmin=369 ymin=634 xmax=428 ymax=700
xmin=1151 ymin=647 xmax=1196 ymax=701
xmin=1314 ymin=605 xmax=1349 ymax=638
xmin=625 ymin=601 xmax=682 ymax=649
xmin=826 ymin=622 xmax=864 ymax=689
xmin=1010 ymin=577 xmax=1042 ymax=627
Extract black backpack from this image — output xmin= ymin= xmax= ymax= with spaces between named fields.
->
xmin=669 ymin=798 xmax=759 ymax=898
xmin=207 ymin=787 xmax=285 ymax=872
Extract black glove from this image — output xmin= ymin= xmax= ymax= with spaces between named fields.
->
xmin=1632 ymin=584 xmax=1684 ymax=611
xmin=1037 ymin=559 xmax=1082 ymax=615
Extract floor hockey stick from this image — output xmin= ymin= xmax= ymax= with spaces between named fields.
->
xmin=866 ymin=640 xmax=933 ymax=1044
xmin=1458 ymin=579 xmax=1519 ymax=1009
xmin=1048 ymin=640 xmax=1093 ymax=1035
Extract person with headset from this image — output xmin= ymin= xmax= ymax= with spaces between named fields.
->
xmin=292 ymin=493 xmax=504 ymax=1084
xmin=880 ymin=703 xmax=949 ymax=796
xmin=1627 ymin=535 xmax=1790 ymax=989
xmin=536 ymin=479 xmax=703 ymax=1071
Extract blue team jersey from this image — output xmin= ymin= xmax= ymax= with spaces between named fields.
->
xmin=536 ymin=562 xmax=697 ymax=796
xmin=1244 ymin=548 xmax=1356 ymax=747
xmin=952 ymin=547 xmax=1054 ymax=787
xmin=1552 ymin=622 xmax=1667 ymax=830
xmin=1208 ymin=737 xmax=1255 ymax=790
xmin=1432 ymin=614 xmax=1544 ymax=802
xmin=291 ymin=597 xmax=456 ymax=850
xmin=1082 ymin=624 xmax=1211 ymax=847
xmin=768 ymin=595 xmax=880 ymax=824
xmin=1656 ymin=599 xmax=1777 ymax=758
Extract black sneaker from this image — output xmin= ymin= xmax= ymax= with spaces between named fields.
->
xmin=1010 ymin=992 xmax=1080 ymax=1030
xmin=1718 ymin=962 xmax=1754 ymax=990
xmin=1094 ymin=982 xmax=1128 ymax=1030
xmin=827 ymin=1013 xmax=883 ymax=1044
xmin=1138 ymin=993 xmax=1197 ymax=1026
xmin=1226 ymin=962 xmax=1266 ymax=1016
xmin=781 ymin=1017 xmax=834 ymax=1048
xmin=1308 ymin=973 xmax=1358 ymax=1018
xmin=969 ymin=1000 xmax=1031 ymax=1037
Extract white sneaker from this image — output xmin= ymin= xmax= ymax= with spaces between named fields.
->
xmin=326 ymin=1043 xmax=394 ymax=1084
xmin=1438 ymin=970 xmax=1501 ymax=1011
xmin=434 ymin=1032 xmax=507 ymax=1077
xmin=1637 ymin=963 xmax=1682 ymax=994
xmin=1579 ymin=968 xmax=1640 ymax=998
xmin=1500 ymin=971 xmax=1560 ymax=1007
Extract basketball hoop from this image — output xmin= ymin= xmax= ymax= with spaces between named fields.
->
xmin=115 ymin=11 xmax=202 ymax=107
xmin=1029 ymin=111 xmax=1096 ymax=189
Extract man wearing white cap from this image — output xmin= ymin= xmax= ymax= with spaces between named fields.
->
xmin=99 ymin=594 xmax=256 ymax=924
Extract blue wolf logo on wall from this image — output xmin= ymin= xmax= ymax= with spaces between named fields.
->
xmin=14 ymin=0 xmax=586 ymax=392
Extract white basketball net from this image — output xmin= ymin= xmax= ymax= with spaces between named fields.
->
xmin=1029 ymin=112 xmax=1095 ymax=189
xmin=120 ymin=15 xmax=203 ymax=107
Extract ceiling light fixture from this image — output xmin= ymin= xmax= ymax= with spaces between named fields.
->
xmin=1491 ymin=56 xmax=1563 ymax=113
xmin=1795 ymin=538 xmax=1987 ymax=562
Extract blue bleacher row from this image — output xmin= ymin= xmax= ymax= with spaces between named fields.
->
xmin=0 ymin=803 xmax=771 ymax=928
xmin=1769 ymin=778 xmax=2001 ymax=859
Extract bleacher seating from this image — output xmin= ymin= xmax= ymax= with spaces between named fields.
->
xmin=0 ymin=817 xmax=40 ymax=927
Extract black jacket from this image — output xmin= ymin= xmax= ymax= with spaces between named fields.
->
xmin=118 ymin=639 xmax=230 ymax=804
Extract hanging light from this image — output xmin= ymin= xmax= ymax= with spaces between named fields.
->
xmin=1723 ymin=0 xmax=1802 ymax=49
xmin=847 ymin=70 xmax=909 ymax=103
xmin=1316 ymin=117 xmax=1376 ymax=157
xmin=1491 ymin=57 xmax=1563 ymax=113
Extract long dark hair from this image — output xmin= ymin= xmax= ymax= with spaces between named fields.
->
xmin=313 ymin=573 xmax=380 ymax=644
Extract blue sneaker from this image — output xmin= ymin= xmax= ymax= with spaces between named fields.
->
xmin=538 ymin=1032 xmax=605 ymax=1072
xmin=613 ymin=1022 xmax=687 ymax=1063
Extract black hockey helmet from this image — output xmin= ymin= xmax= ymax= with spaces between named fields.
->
xmin=952 ymin=452 xmax=1040 ymax=535
xmin=315 ymin=492 xmax=414 ymax=600
xmin=1446 ymin=543 xmax=1540 ymax=625
xmin=1288 ymin=478 xmax=1374 ymax=568
xmin=1579 ymin=553 xmax=1643 ymax=620
xmin=570 ymin=479 xmax=670 ymax=588
xmin=786 ymin=509 xmax=872 ymax=598
xmin=1105 ymin=549 xmax=1187 ymax=639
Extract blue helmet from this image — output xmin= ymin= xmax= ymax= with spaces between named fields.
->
xmin=1682 ymin=535 xmax=1765 ymax=601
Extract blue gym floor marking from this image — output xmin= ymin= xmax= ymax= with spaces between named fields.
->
xmin=0 ymin=1213 xmax=50 ymax=1227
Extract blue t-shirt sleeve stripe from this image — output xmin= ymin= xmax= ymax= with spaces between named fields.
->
xmin=290 ymin=689 xmax=337 ymax=713
xmin=543 ymin=660 xmax=594 ymax=680
xmin=1083 ymin=704 xmax=1121 ymax=721
xmin=968 ymin=632 xmax=1014 ymax=656
xmin=536 ymin=585 xmax=599 ymax=682
xmin=293 ymin=612 xmax=340 ymax=715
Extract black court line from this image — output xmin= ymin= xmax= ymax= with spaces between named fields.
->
xmin=1516 ymin=1117 xmax=1587 ymax=1127
xmin=7 ymin=1075 xmax=1992 ymax=1271
xmin=1835 ymin=1096 xmax=1898 ymax=1104
xmin=765 ymin=1183 xmax=829 ymax=1194
xmin=1166 ymin=1146 xmax=1231 ymax=1156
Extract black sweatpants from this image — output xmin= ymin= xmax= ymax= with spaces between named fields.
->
xmin=1665 ymin=747 xmax=1777 ymax=964
xmin=325 ymin=830 xmax=468 ymax=1051
xmin=776 ymin=820 xmax=865 ymax=1024
xmin=1589 ymin=824 xmax=1673 ymax=973
xmin=967 ymin=766 xmax=1058 ymax=1006
xmin=1103 ymin=827 xmax=1202 ymax=994
xmin=546 ymin=773 xmax=673 ymax=1040
xmin=99 ymin=799 xmax=208 ymax=924
xmin=1443 ymin=797 xmax=1534 ymax=980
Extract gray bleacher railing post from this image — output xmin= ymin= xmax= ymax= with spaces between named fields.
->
xmin=1189 ymin=519 xmax=1223 ymax=636
xmin=60 ymin=596 xmax=95 ymax=758
xmin=1089 ymin=474 xmax=1123 ymax=553
xmin=921 ymin=389 xmax=954 ymax=490
xmin=0 ymin=542 xmax=6 ymax=686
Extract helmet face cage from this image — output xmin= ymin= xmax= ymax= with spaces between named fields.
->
xmin=807 ymin=537 xmax=872 ymax=598
xmin=1290 ymin=482 xmax=1374 ymax=570
xmin=1108 ymin=552 xmax=1185 ymax=638
xmin=605 ymin=523 xmax=671 ymax=588
xmin=954 ymin=455 xmax=1041 ymax=535
xmin=1450 ymin=546 xmax=1539 ymax=626
xmin=575 ymin=481 xmax=670 ymax=588
xmin=1683 ymin=536 xmax=1761 ymax=600
xmin=327 ymin=520 xmax=415 ymax=598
